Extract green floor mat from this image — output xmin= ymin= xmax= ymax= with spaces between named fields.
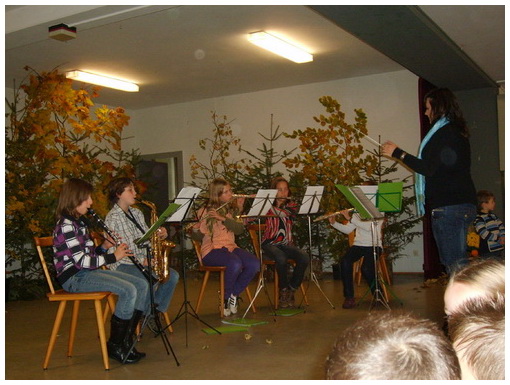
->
xmin=202 ymin=325 xmax=249 ymax=335
xmin=221 ymin=318 xmax=269 ymax=327
xmin=273 ymin=308 xmax=305 ymax=316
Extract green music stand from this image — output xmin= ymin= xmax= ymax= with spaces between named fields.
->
xmin=376 ymin=182 xmax=403 ymax=212
xmin=336 ymin=184 xmax=390 ymax=310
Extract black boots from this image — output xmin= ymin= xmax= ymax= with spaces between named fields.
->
xmin=107 ymin=312 xmax=145 ymax=364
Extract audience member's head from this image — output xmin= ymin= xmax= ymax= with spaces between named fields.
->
xmin=448 ymin=294 xmax=505 ymax=380
xmin=325 ymin=311 xmax=460 ymax=380
xmin=444 ymin=258 xmax=505 ymax=316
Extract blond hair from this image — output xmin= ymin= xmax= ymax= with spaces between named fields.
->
xmin=448 ymin=294 xmax=505 ymax=380
xmin=447 ymin=258 xmax=505 ymax=301
xmin=325 ymin=311 xmax=460 ymax=380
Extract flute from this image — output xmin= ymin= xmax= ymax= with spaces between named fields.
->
xmin=87 ymin=208 xmax=158 ymax=283
xmin=232 ymin=194 xmax=257 ymax=198
xmin=184 ymin=198 xmax=237 ymax=232
xmin=313 ymin=209 xmax=355 ymax=222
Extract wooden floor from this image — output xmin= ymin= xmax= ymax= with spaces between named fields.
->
xmin=4 ymin=272 xmax=446 ymax=380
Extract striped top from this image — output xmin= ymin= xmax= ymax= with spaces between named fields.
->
xmin=474 ymin=211 xmax=505 ymax=253
xmin=262 ymin=201 xmax=298 ymax=246
xmin=52 ymin=215 xmax=116 ymax=285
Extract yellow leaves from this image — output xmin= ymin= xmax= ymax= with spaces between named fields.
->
xmin=6 ymin=67 xmax=136 ymax=263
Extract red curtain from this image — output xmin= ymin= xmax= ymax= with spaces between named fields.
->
xmin=418 ymin=78 xmax=443 ymax=279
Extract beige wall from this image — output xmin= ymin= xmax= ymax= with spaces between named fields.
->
xmin=126 ymin=69 xmax=424 ymax=272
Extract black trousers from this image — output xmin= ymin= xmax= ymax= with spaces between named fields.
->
xmin=341 ymin=246 xmax=381 ymax=298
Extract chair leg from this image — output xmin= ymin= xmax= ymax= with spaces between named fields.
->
xmin=93 ymin=299 xmax=110 ymax=370
xmin=43 ymin=300 xmax=67 ymax=370
xmin=273 ymin=267 xmax=279 ymax=309
xmin=245 ymin=286 xmax=256 ymax=313
xmin=196 ymin=271 xmax=210 ymax=315
xmin=219 ymin=272 xmax=225 ymax=318
xmin=103 ymin=295 xmax=116 ymax=325
xmin=379 ymin=255 xmax=392 ymax=285
xmin=299 ymin=284 xmax=309 ymax=305
xmin=354 ymin=257 xmax=364 ymax=286
xmin=67 ymin=300 xmax=80 ymax=357
xmin=163 ymin=312 xmax=173 ymax=333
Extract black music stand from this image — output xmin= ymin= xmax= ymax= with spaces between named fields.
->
xmin=128 ymin=202 xmax=182 ymax=366
xmin=298 ymin=186 xmax=335 ymax=309
xmin=240 ymin=189 xmax=278 ymax=319
xmin=166 ymin=187 xmax=221 ymax=345
xmin=336 ymin=184 xmax=396 ymax=310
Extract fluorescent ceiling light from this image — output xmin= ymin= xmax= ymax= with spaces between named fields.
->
xmin=248 ymin=31 xmax=313 ymax=63
xmin=66 ymin=70 xmax=139 ymax=92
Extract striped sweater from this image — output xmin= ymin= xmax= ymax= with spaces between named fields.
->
xmin=474 ymin=211 xmax=505 ymax=254
xmin=52 ymin=215 xmax=116 ymax=285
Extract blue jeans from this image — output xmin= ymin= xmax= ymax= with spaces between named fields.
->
xmin=431 ymin=203 xmax=476 ymax=274
xmin=62 ymin=269 xmax=149 ymax=320
xmin=202 ymin=247 xmax=260 ymax=300
xmin=262 ymin=244 xmax=309 ymax=290
xmin=116 ymin=264 xmax=179 ymax=313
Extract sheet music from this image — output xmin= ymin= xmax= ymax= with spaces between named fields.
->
xmin=350 ymin=187 xmax=384 ymax=219
xmin=246 ymin=189 xmax=277 ymax=217
xmin=166 ymin=186 xmax=202 ymax=222
xmin=357 ymin=185 xmax=378 ymax=205
xmin=298 ymin=186 xmax=324 ymax=215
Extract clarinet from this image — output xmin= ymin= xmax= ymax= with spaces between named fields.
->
xmin=87 ymin=208 xmax=158 ymax=284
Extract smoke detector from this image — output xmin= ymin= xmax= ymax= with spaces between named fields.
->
xmin=48 ymin=23 xmax=77 ymax=42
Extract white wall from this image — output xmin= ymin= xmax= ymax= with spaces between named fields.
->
xmin=123 ymin=70 xmax=425 ymax=272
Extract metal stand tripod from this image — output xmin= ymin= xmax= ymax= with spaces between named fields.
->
xmin=300 ymin=214 xmax=335 ymax=309
xmin=241 ymin=216 xmax=276 ymax=320
xmin=125 ymin=244 xmax=180 ymax=365
xmin=171 ymin=225 xmax=221 ymax=344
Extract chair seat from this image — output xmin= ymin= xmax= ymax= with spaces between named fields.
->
xmin=198 ymin=265 xmax=227 ymax=273
xmin=48 ymin=289 xmax=112 ymax=302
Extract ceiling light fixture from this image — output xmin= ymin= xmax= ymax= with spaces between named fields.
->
xmin=248 ymin=31 xmax=313 ymax=63
xmin=65 ymin=70 xmax=139 ymax=92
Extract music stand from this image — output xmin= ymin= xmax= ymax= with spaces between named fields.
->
xmin=167 ymin=187 xmax=222 ymax=344
xmin=355 ymin=183 xmax=404 ymax=307
xmin=240 ymin=189 xmax=278 ymax=319
xmin=298 ymin=186 xmax=335 ymax=309
xmin=336 ymin=184 xmax=392 ymax=310
xmin=129 ymin=202 xmax=182 ymax=366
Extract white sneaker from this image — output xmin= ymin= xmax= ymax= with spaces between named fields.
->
xmin=228 ymin=294 xmax=238 ymax=315
xmin=223 ymin=299 xmax=231 ymax=317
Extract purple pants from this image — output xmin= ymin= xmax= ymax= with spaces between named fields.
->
xmin=202 ymin=247 xmax=260 ymax=299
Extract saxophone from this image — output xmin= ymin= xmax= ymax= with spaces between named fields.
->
xmin=136 ymin=199 xmax=176 ymax=283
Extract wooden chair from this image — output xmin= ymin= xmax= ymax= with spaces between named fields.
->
xmin=34 ymin=236 xmax=116 ymax=370
xmin=347 ymin=230 xmax=390 ymax=302
xmin=351 ymin=231 xmax=392 ymax=287
xmin=192 ymin=239 xmax=256 ymax=318
xmin=247 ymin=223 xmax=308 ymax=309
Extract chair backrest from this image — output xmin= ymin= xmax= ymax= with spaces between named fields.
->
xmin=90 ymin=231 xmax=103 ymax=247
xmin=34 ymin=236 xmax=57 ymax=295
xmin=348 ymin=230 xmax=356 ymax=247
xmin=191 ymin=238 xmax=204 ymax=267
xmin=247 ymin=223 xmax=266 ymax=260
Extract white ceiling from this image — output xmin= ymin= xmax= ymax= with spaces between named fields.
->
xmin=5 ymin=5 xmax=505 ymax=110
